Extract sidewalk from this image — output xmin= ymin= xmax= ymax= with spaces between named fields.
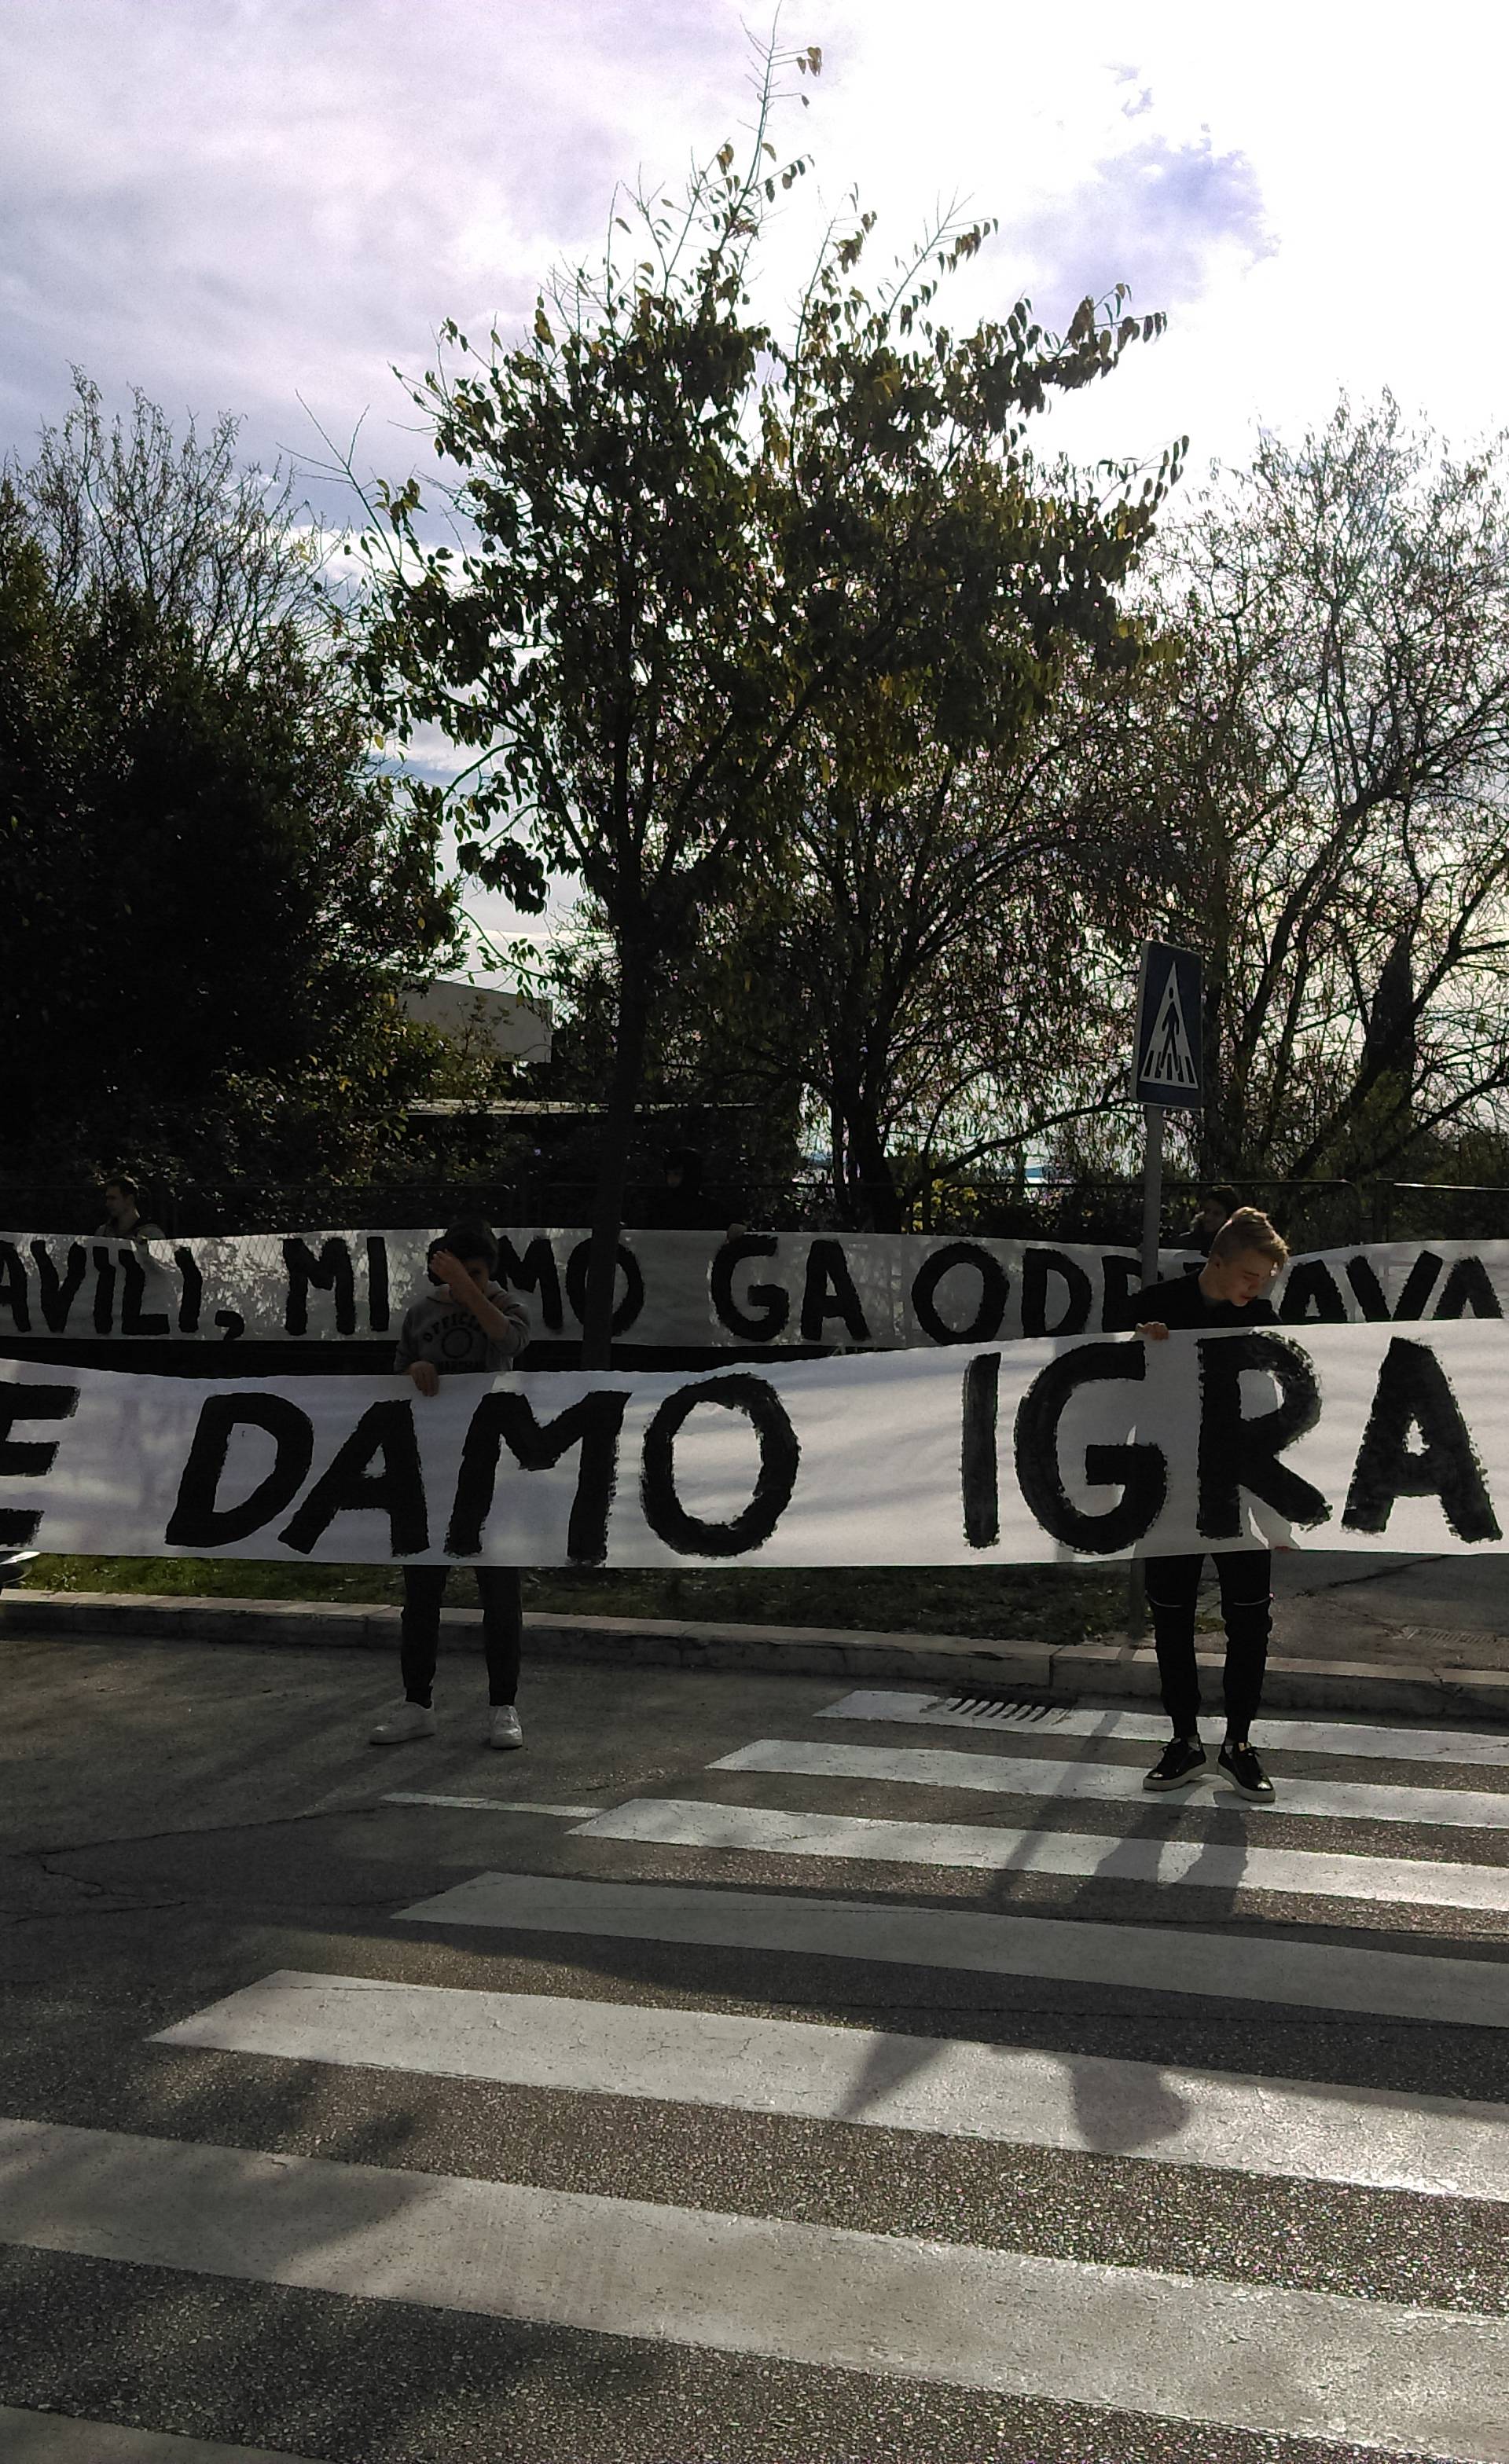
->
xmin=1271 ymin=1547 xmax=1509 ymax=1660
xmin=9 ymin=1550 xmax=1509 ymax=1726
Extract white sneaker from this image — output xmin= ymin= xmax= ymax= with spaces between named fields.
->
xmin=369 ymin=1701 xmax=436 ymax=1744
xmin=489 ymin=1706 xmax=524 ymax=1751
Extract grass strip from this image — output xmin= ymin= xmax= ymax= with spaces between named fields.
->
xmin=23 ymin=1555 xmax=1122 ymax=1644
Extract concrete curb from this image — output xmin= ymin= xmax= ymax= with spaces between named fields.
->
xmin=9 ymin=1589 xmax=1509 ymax=1726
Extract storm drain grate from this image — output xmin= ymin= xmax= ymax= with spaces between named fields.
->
xmin=935 ymin=1693 xmax=1069 ymax=1724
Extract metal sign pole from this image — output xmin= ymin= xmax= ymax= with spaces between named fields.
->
xmin=1126 ymin=940 xmax=1200 ymax=1645
xmin=1140 ymin=1102 xmax=1165 ymax=1289
xmin=1127 ymin=1102 xmax=1165 ymax=1637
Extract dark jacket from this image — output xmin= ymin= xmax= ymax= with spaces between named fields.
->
xmin=1110 ymin=1270 xmax=1277 ymax=1333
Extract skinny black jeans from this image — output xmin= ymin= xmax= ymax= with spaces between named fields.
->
xmin=1144 ymin=1550 xmax=1272 ymax=1741
xmin=400 ymin=1566 xmax=523 ymax=1708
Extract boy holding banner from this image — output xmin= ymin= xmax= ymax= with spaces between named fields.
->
xmin=1119 ymin=1207 xmax=1290 ymax=1802
xmin=369 ymin=1223 xmax=530 ymax=1751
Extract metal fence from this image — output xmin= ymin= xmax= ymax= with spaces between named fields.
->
xmin=7 ymin=1173 xmax=1508 ymax=1248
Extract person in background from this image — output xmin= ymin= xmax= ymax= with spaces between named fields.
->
xmin=95 ymin=1173 xmax=166 ymax=1243
xmin=1114 ymin=1205 xmax=1290 ymax=1803
xmin=644 ymin=1146 xmax=746 ymax=1238
xmin=369 ymin=1222 xmax=530 ymax=1752
xmin=646 ymin=1146 xmax=711 ymax=1230
xmin=1179 ymin=1184 xmax=1239 ymax=1254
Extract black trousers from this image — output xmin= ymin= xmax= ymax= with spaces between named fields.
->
xmin=400 ymin=1566 xmax=523 ymax=1709
xmin=1144 ymin=1551 xmax=1272 ymax=1740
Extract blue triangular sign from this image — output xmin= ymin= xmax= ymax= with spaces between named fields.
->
xmin=1133 ymin=944 xmax=1202 ymax=1107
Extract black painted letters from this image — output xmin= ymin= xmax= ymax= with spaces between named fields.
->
xmin=710 ymin=1237 xmax=791 ymax=1342
xmin=166 ymin=1395 xmax=315 ymax=1546
xmin=29 ymin=1241 xmax=87 ymax=1334
xmin=0 ymin=1381 xmax=79 ymax=1543
xmin=961 ymin=1352 xmax=1001 ymax=1546
xmin=799 ymin=1241 xmax=870 ymax=1346
xmin=446 ymin=1389 xmax=628 ymax=1564
xmin=278 ymin=1399 xmax=428 ymax=1555
xmin=1196 ymin=1334 xmax=1330 ymax=1539
xmin=912 ymin=1244 xmax=1008 ymax=1345
xmin=565 ymin=1240 xmax=645 ymax=1336
xmin=283 ymin=1238 xmax=357 ymax=1338
xmin=641 ymin=1374 xmax=800 ymax=1556
xmin=1012 ymin=1343 xmax=1166 ymax=1553
xmin=1020 ymin=1248 xmax=1092 ymax=1339
xmin=497 ymin=1236 xmax=566 ymax=1333
xmin=1343 ymin=1338 xmax=1500 ymax=1542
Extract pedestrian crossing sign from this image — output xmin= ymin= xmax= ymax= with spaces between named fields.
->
xmin=1132 ymin=940 xmax=1202 ymax=1106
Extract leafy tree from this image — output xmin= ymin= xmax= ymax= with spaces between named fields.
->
xmin=355 ymin=41 xmax=1177 ymax=1357
xmin=740 ymin=656 xmax=1177 ymax=1226
xmin=545 ymin=649 xmax=1180 ymax=1230
xmin=0 ymin=378 xmax=456 ymax=1201
xmin=21 ymin=374 xmax=331 ymax=673
xmin=1150 ymin=396 xmax=1509 ymax=1190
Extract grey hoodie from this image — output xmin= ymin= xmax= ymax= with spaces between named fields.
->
xmin=393 ymin=1280 xmax=527 ymax=1376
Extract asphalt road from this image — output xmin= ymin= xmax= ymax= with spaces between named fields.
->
xmin=2 ymin=1625 xmax=1508 ymax=2462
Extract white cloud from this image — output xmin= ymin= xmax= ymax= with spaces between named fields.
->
xmin=1012 ymin=128 xmax=1274 ymax=326
xmin=0 ymin=0 xmax=753 ymax=512
xmin=9 ymin=0 xmax=1509 ymax=993
xmin=9 ymin=0 xmax=1506 ymax=510
xmin=773 ymin=0 xmax=1509 ymax=477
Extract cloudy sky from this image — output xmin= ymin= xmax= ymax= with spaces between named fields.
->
xmin=5 ymin=0 xmax=1504 ymax=969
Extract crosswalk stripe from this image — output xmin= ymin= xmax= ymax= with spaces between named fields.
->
xmin=572 ymin=1795 xmax=1509 ymax=1914
xmin=821 ymin=1688 xmax=1509 ymax=1767
xmin=714 ymin=1736 xmax=1509 ymax=1832
xmin=153 ymin=1968 xmax=1509 ymax=2202
xmin=395 ymin=1871 xmax=1509 ymax=2026
xmin=2 ymin=2114 xmax=1503 ymax=2455
xmin=382 ymin=1793 xmax=604 ymax=1817
xmin=0 ymin=2407 xmax=321 ymax=2462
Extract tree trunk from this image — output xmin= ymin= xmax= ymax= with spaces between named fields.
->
xmin=845 ymin=1103 xmax=905 ymax=1232
xmin=579 ymin=962 xmax=651 ymax=1370
xmin=828 ymin=1099 xmax=846 ymax=1226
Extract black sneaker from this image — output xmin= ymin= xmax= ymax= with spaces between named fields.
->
xmin=1143 ymin=1737 xmax=1207 ymax=1792
xmin=1219 ymin=1740 xmax=1276 ymax=1800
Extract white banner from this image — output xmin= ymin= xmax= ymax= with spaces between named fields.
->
xmin=4 ymin=1323 xmax=1507 ymax=1566
xmin=2 ymin=1227 xmax=1507 ymax=1348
